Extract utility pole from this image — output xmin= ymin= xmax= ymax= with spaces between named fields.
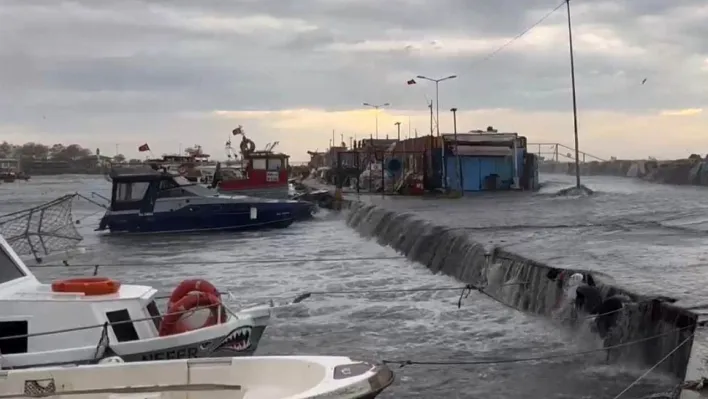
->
xmin=566 ymin=0 xmax=581 ymax=189
xmin=451 ymin=107 xmax=463 ymax=194
xmin=394 ymin=122 xmax=401 ymax=141
xmin=428 ymin=101 xmax=434 ymax=136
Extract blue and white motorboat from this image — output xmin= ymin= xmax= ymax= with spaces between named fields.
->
xmin=97 ymin=167 xmax=314 ymax=234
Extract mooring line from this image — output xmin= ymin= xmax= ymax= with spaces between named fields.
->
xmin=611 ymin=332 xmax=695 ymax=399
xmin=382 ymin=325 xmax=694 ymax=368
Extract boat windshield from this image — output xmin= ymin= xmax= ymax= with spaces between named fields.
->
xmin=173 ymin=176 xmax=193 ymax=186
xmin=0 ymin=243 xmax=26 ymax=285
xmin=172 ymin=176 xmax=218 ymax=196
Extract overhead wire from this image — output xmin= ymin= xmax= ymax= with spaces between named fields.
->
xmin=467 ymin=0 xmax=568 ymax=68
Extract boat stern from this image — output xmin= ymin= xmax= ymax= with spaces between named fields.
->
xmin=288 ymin=200 xmax=317 ymax=221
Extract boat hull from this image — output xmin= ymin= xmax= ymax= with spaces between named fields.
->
xmin=122 ymin=324 xmax=267 ymax=362
xmin=1 ymin=307 xmax=271 ymax=369
xmin=0 ymin=356 xmax=394 ymax=399
xmin=217 ymin=184 xmax=290 ymax=199
xmin=98 ymin=202 xmax=312 ymax=234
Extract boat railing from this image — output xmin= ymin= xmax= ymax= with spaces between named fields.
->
xmin=528 ymin=142 xmax=606 ymax=162
xmin=0 ymin=302 xmax=240 ymax=346
xmin=0 ymin=194 xmax=83 ymax=260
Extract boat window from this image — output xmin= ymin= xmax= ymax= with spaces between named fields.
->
xmin=252 ymin=158 xmax=267 ymax=170
xmin=0 ymin=321 xmax=28 ymax=354
xmin=158 ymin=187 xmax=194 ymax=199
xmin=145 ymin=301 xmax=161 ymax=330
xmin=156 ymin=178 xmax=196 ymax=199
xmin=115 ymin=182 xmax=150 ymax=202
xmin=0 ymin=244 xmax=27 ymax=285
xmin=106 ymin=309 xmax=140 ymax=342
xmin=267 ymin=158 xmax=283 ymax=171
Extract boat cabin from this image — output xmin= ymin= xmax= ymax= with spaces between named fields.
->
xmin=217 ymin=151 xmax=289 ymax=192
xmin=0 ymin=235 xmax=162 ymax=368
xmin=105 ymin=167 xmax=219 ymax=214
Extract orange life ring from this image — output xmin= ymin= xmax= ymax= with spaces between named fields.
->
xmin=178 ymin=166 xmax=188 ymax=175
xmin=159 ymin=291 xmax=226 ymax=337
xmin=167 ymin=279 xmax=221 ymax=309
xmin=51 ymin=277 xmax=121 ymax=296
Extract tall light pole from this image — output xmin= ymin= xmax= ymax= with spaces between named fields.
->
xmin=565 ymin=0 xmax=581 ymax=189
xmin=394 ymin=122 xmax=401 ymax=141
xmin=451 ymin=107 xmax=463 ymax=194
xmin=363 ymin=102 xmax=390 ymax=139
xmin=416 ymin=75 xmax=457 ymax=137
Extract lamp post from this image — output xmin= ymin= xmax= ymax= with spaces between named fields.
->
xmin=394 ymin=122 xmax=401 ymax=141
xmin=451 ymin=107 xmax=463 ymax=194
xmin=565 ymin=0 xmax=581 ymax=189
xmin=362 ymin=102 xmax=390 ymax=139
xmin=415 ymin=75 xmax=457 ymax=137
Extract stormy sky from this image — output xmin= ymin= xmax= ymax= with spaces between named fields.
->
xmin=1 ymin=0 xmax=706 ymax=161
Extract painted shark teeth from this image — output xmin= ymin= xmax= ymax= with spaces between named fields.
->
xmin=218 ymin=326 xmax=252 ymax=351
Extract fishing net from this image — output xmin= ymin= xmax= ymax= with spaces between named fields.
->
xmin=0 ymin=194 xmax=83 ymax=261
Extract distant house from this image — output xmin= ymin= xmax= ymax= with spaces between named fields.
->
xmin=0 ymin=158 xmax=20 ymax=172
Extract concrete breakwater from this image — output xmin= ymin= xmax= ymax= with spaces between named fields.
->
xmin=539 ymin=158 xmax=708 ymax=186
xmin=344 ymin=200 xmax=698 ymax=379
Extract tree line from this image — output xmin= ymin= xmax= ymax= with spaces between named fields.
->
xmin=0 ymin=141 xmax=139 ymax=164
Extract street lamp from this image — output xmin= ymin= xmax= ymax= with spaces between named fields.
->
xmin=415 ymin=75 xmax=457 ymax=137
xmin=451 ymin=108 xmax=463 ymax=194
xmin=362 ymin=102 xmax=390 ymax=139
xmin=394 ymin=122 xmax=401 ymax=141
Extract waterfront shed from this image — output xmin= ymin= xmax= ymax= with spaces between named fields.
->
xmin=442 ymin=133 xmax=527 ymax=192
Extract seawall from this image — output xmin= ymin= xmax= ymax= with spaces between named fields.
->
xmin=343 ymin=200 xmax=698 ymax=380
xmin=539 ymin=159 xmax=708 ymax=186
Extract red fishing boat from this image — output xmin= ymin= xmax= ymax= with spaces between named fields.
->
xmin=215 ymin=126 xmax=290 ymax=198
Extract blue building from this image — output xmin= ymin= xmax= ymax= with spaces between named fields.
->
xmin=441 ymin=133 xmax=537 ymax=192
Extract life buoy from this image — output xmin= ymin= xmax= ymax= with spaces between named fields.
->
xmin=178 ymin=165 xmax=188 ymax=175
xmin=159 ymin=291 xmax=226 ymax=336
xmin=167 ymin=279 xmax=221 ymax=309
xmin=51 ymin=277 xmax=121 ymax=296
xmin=240 ymin=138 xmax=255 ymax=154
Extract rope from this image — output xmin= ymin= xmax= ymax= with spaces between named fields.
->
xmin=383 ymin=325 xmax=694 ymax=368
xmin=611 ymin=332 xmax=696 ymax=399
xmin=30 ymin=256 xmax=407 ymax=268
xmin=0 ymin=282 xmax=632 ymax=342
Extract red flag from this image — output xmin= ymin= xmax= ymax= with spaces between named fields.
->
xmin=138 ymin=143 xmax=150 ymax=152
xmin=406 ymin=79 xmax=416 ymax=85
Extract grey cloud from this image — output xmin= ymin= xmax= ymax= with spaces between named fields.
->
xmin=0 ymin=0 xmax=706 ymax=140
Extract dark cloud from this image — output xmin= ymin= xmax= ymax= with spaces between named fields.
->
xmin=0 ymin=0 xmax=706 ymax=141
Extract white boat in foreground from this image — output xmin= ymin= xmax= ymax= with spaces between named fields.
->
xmin=0 ymin=234 xmax=272 ymax=369
xmin=0 ymin=355 xmax=394 ymax=399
